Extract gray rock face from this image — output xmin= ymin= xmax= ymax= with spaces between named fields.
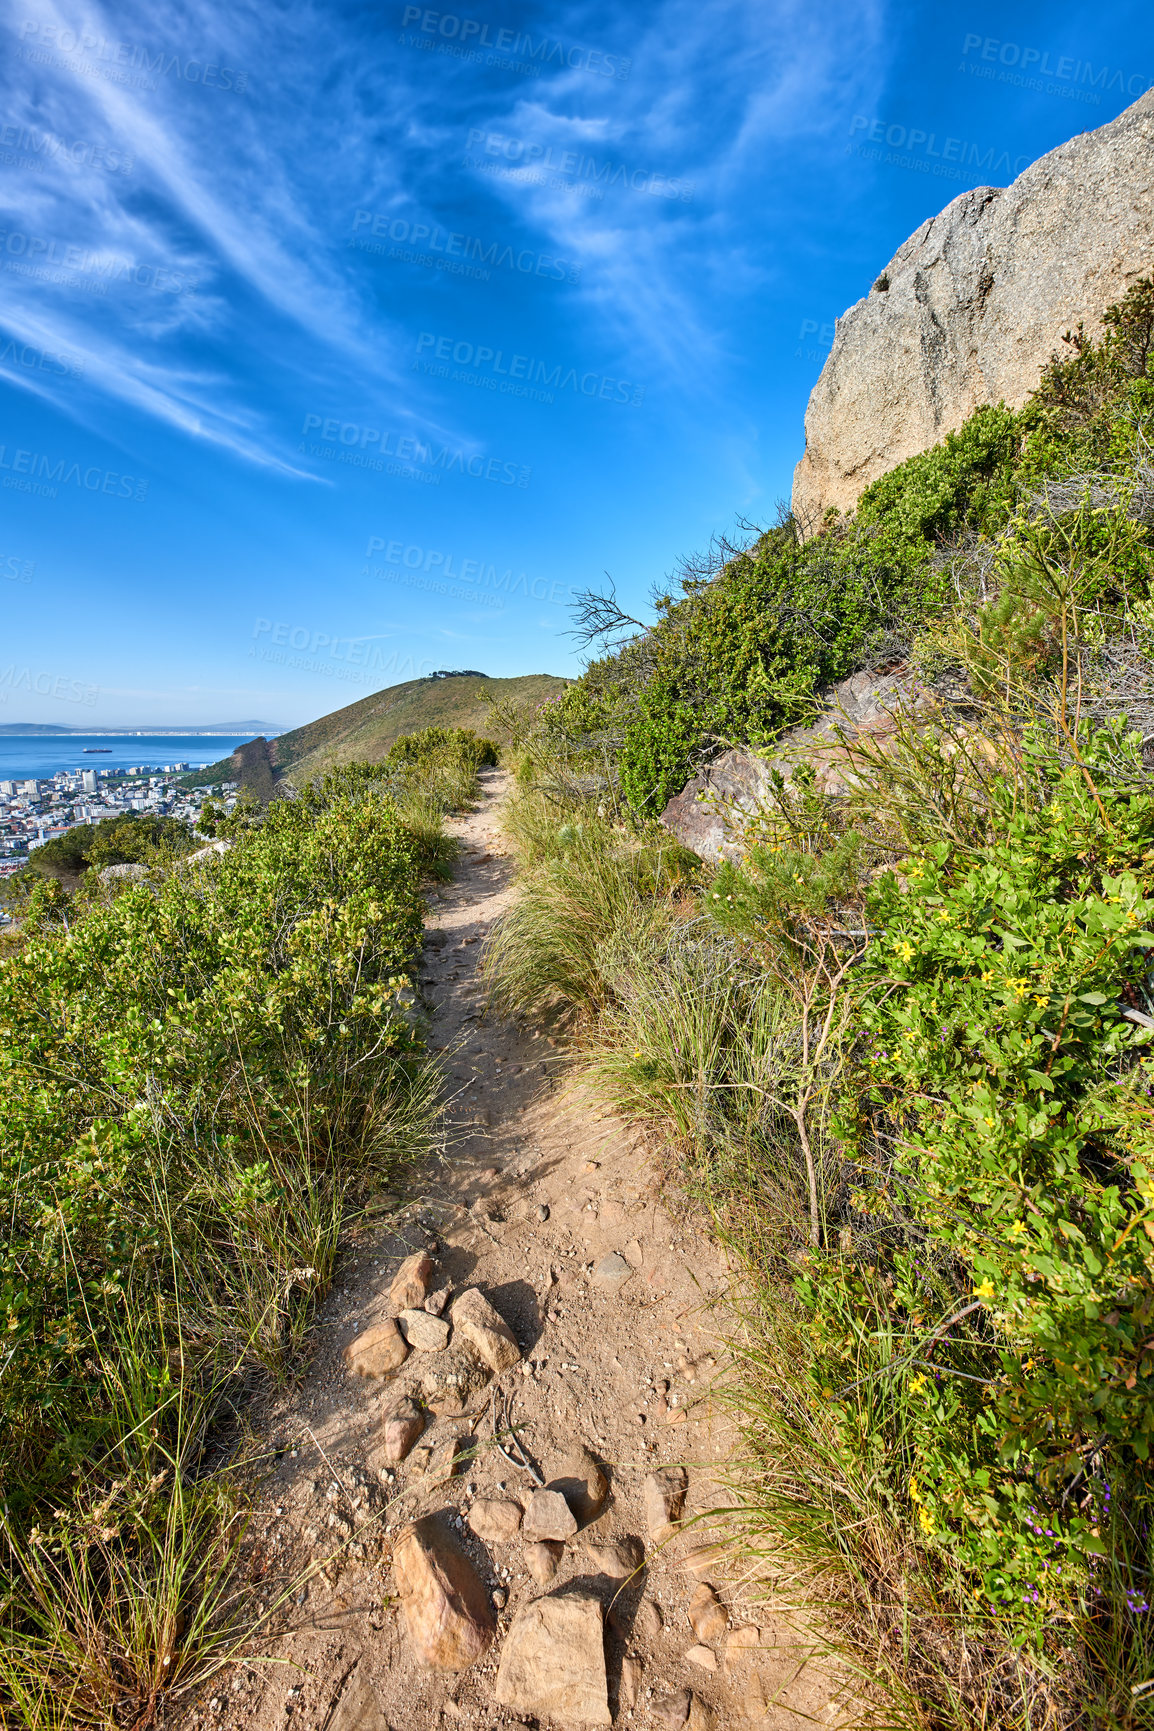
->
xmin=792 ymin=90 xmax=1154 ymax=524
xmin=660 ymin=670 xmax=922 ymax=862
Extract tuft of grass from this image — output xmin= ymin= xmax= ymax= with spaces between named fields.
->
xmin=483 ymin=796 xmax=698 ymax=1026
xmin=1 ymin=1285 xmax=259 ymax=1731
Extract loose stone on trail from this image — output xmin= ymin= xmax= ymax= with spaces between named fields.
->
xmin=521 ymin=1487 xmax=578 ymax=1541
xmin=376 ymin=1396 xmax=425 ymax=1466
xmin=397 ymin=1308 xmax=451 ymax=1352
xmin=448 ymin=1287 xmax=521 ymax=1372
xmin=494 ymin=1592 xmax=612 ymax=1726
xmin=391 ymin=1515 xmax=496 ymax=1670
xmin=467 ymin=1498 xmax=523 ymax=1543
xmin=592 ymin=1250 xmax=635 ymax=1292
xmin=390 ymin=1251 xmax=436 ymax=1311
xmin=343 ymin=1318 xmax=409 ymax=1379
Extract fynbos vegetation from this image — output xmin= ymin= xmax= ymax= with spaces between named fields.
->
xmin=485 ymin=281 xmax=1154 ymax=1725
xmin=0 ymin=740 xmax=493 ymax=1728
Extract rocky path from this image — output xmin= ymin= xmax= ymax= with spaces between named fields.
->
xmin=179 ymin=771 xmax=846 ymax=1731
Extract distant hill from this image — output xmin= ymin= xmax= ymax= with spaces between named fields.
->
xmin=179 ymin=672 xmax=569 ymax=794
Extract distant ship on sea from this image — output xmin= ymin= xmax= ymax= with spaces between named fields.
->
xmin=83 ymin=748 xmax=112 ymax=753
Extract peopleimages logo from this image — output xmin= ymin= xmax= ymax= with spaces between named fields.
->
xmin=0 ymin=227 xmax=196 ymax=294
xmin=0 ymin=337 xmax=84 ymax=379
xmin=0 ymin=443 xmax=149 ymax=502
xmin=16 ymin=21 xmax=249 ymax=94
xmin=796 ymin=317 xmax=836 ymax=363
xmin=847 ymin=116 xmax=1031 ymax=179
xmin=365 ymin=537 xmax=578 ymax=607
xmin=250 ymin=621 xmax=434 ymax=685
xmin=0 ymin=551 xmax=34 ymax=583
xmin=399 ymin=7 xmax=631 ymax=79
xmin=414 ymin=331 xmax=645 ymax=407
xmin=349 ymin=210 xmax=580 ymax=284
xmin=464 ymin=128 xmax=694 ymax=202
xmin=0 ymin=665 xmax=98 ymax=706
xmin=0 ymin=121 xmax=133 ymax=175
xmin=300 ymin=414 xmax=532 ymax=488
xmin=959 ymin=33 xmax=1149 ymax=104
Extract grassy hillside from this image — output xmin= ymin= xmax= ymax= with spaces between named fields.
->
xmin=180 ymin=672 xmax=568 ymax=794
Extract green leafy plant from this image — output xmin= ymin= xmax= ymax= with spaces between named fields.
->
xmin=0 ymin=770 xmax=443 ymax=1723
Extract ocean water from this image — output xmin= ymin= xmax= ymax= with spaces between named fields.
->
xmin=0 ymin=735 xmax=253 ymax=782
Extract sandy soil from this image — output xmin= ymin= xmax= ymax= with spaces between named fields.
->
xmin=174 ymin=770 xmax=849 ymax=1731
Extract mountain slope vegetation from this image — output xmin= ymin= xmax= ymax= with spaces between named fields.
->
xmin=486 ymin=278 xmax=1154 ymax=1725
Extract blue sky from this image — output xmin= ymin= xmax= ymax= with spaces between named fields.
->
xmin=1 ymin=0 xmax=1151 ymax=728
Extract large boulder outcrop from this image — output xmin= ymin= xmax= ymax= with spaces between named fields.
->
xmin=792 ymin=89 xmax=1154 ymax=524
xmin=660 ymin=670 xmax=921 ymax=862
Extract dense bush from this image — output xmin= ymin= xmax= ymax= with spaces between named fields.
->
xmin=30 ymin=810 xmax=195 ymax=875
xmin=821 ymin=761 xmax=1154 ymax=1617
xmin=0 ymin=773 xmax=441 ymax=1723
xmin=383 ymin=724 xmax=498 ymax=774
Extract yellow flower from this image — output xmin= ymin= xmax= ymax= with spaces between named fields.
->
xmin=1009 ymin=1220 xmax=1027 ymax=1238
xmin=981 ymin=969 xmax=995 ymax=984
xmin=1034 ymin=996 xmax=1048 ymax=1009
xmin=894 ymin=940 xmax=915 ymax=964
xmin=909 ymin=1374 xmax=926 ymax=1393
xmin=918 ymin=1507 xmax=934 ymax=1534
xmin=974 ymin=1278 xmax=996 ymax=1300
xmin=909 ymin=1476 xmax=921 ymax=1503
xmin=984 ymin=1116 xmax=995 ymax=1128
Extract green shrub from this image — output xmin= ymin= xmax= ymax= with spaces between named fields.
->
xmin=31 ymin=811 xmax=194 ymax=875
xmin=0 ymin=779 xmax=440 ymax=1721
xmin=823 ymin=764 xmax=1154 ymax=1615
xmin=384 ymin=725 xmax=498 ymax=780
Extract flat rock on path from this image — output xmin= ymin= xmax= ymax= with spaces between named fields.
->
xmin=392 ymin=1516 xmax=496 ymax=1669
xmin=173 ymin=768 xmax=849 ymax=1731
xmin=494 ymin=1591 xmax=611 ymax=1725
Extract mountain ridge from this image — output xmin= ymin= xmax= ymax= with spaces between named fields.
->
xmin=179 ymin=672 xmax=569 ymax=792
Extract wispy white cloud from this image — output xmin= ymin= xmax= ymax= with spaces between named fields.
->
xmin=0 ymin=0 xmax=892 ymax=465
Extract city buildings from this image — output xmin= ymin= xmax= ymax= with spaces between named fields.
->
xmin=0 ymin=764 xmax=240 ymax=868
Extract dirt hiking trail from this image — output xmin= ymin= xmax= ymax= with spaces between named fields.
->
xmin=178 ymin=770 xmax=850 ymax=1731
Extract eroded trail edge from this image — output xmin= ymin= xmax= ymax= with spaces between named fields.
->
xmin=181 ymin=771 xmax=842 ymax=1731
